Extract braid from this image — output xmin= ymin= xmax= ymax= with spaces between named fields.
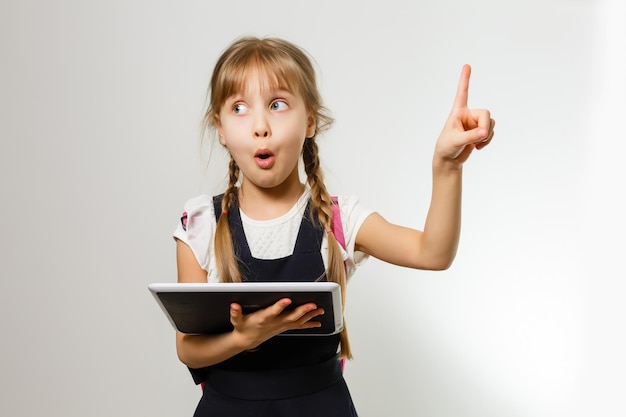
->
xmin=214 ymin=158 xmax=242 ymax=283
xmin=303 ymin=138 xmax=353 ymax=359
xmin=303 ymin=140 xmax=333 ymax=227
xmin=222 ymin=158 xmax=240 ymax=214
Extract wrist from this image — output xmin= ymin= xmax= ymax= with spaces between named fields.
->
xmin=231 ymin=331 xmax=250 ymax=351
xmin=231 ymin=329 xmax=261 ymax=352
xmin=432 ymin=157 xmax=463 ymax=176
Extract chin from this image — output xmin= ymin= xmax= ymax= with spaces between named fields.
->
xmin=246 ymin=177 xmax=287 ymax=190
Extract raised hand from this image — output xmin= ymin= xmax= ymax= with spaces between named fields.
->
xmin=434 ymin=64 xmax=495 ymax=167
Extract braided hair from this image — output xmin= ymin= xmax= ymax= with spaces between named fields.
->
xmin=203 ymin=37 xmax=351 ymax=359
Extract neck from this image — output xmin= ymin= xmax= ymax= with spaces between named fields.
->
xmin=238 ymin=175 xmax=306 ymax=220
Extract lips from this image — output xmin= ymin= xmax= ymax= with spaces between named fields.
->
xmin=254 ymin=149 xmax=275 ymax=169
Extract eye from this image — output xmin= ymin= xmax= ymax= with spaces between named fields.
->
xmin=233 ymin=103 xmax=248 ymax=114
xmin=270 ymin=100 xmax=288 ymax=111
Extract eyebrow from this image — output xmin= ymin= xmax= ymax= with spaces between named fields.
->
xmin=226 ymin=88 xmax=295 ymax=102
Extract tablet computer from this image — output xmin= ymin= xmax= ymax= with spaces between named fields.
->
xmin=148 ymin=282 xmax=343 ymax=336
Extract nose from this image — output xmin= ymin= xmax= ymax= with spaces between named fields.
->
xmin=253 ymin=112 xmax=270 ymax=139
xmin=255 ymin=128 xmax=269 ymax=138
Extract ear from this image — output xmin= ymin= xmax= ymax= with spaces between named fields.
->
xmin=215 ymin=114 xmax=226 ymax=146
xmin=306 ymin=112 xmax=316 ymax=138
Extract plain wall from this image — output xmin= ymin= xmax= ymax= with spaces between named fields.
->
xmin=1 ymin=0 xmax=623 ymax=416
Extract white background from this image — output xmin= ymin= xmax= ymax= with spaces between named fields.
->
xmin=1 ymin=0 xmax=623 ymax=416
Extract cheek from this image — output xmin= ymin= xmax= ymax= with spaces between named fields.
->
xmin=283 ymin=123 xmax=307 ymax=151
xmin=222 ymin=137 xmax=245 ymax=155
xmin=285 ymin=116 xmax=310 ymax=143
xmin=219 ymin=135 xmax=244 ymax=159
xmin=219 ymin=122 xmax=245 ymax=147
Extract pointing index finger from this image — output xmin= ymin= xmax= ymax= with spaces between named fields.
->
xmin=453 ymin=64 xmax=471 ymax=110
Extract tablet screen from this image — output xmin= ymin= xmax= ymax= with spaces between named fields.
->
xmin=149 ymin=282 xmax=343 ymax=336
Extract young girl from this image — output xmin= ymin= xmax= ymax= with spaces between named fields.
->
xmin=173 ymin=36 xmax=494 ymax=416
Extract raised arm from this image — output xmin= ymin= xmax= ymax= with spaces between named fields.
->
xmin=355 ymin=65 xmax=495 ymax=270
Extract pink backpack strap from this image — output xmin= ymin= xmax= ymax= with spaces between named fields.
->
xmin=331 ymin=196 xmax=348 ymax=372
xmin=330 ymin=197 xmax=345 ymax=250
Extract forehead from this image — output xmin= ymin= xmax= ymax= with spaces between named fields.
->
xmin=224 ymin=63 xmax=300 ymax=99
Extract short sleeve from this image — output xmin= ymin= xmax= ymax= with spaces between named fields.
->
xmin=173 ymin=195 xmax=217 ymax=274
xmin=333 ymin=196 xmax=374 ymax=278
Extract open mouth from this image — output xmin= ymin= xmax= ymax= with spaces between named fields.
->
xmin=254 ymin=149 xmax=275 ymax=168
xmin=255 ymin=149 xmax=274 ymax=159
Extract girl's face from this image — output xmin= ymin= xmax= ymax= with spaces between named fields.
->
xmin=215 ymin=71 xmax=316 ymax=197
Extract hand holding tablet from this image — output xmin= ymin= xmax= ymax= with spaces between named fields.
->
xmin=148 ymin=282 xmax=344 ymax=336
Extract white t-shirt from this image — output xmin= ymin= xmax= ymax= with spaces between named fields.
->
xmin=173 ymin=188 xmax=373 ymax=283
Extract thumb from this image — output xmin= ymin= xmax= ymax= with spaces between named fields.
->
xmin=230 ymin=303 xmax=242 ymax=320
xmin=461 ymin=127 xmax=488 ymax=145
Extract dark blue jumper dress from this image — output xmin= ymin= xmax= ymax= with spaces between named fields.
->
xmin=190 ymin=195 xmax=358 ymax=417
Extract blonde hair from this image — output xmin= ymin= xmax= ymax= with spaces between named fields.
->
xmin=202 ymin=37 xmax=351 ymax=359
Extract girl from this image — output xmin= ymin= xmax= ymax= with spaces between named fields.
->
xmin=173 ymin=36 xmax=494 ymax=416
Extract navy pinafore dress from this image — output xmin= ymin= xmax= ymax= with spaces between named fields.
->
xmin=190 ymin=195 xmax=358 ymax=417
